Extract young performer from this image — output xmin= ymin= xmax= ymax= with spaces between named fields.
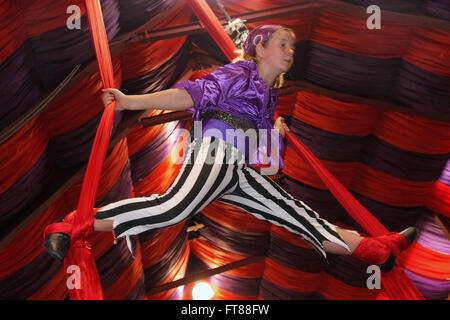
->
xmin=44 ymin=25 xmax=416 ymax=272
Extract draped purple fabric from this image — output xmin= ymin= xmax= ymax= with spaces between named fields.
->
xmin=259 ymin=278 xmax=326 ymax=300
xmin=0 ymin=252 xmax=62 ymax=299
xmin=0 ymin=149 xmax=52 ymax=227
xmin=415 ymin=213 xmax=450 ymax=254
xmin=0 ymin=41 xmax=41 ymax=129
xmin=96 ymin=161 xmax=133 ymax=207
xmin=404 ymin=211 xmax=450 ymax=300
xmin=1 ymin=0 xmax=449 ymax=301
xmin=340 ymin=0 xmax=423 ymax=12
xmin=129 ymin=121 xmax=183 ymax=185
xmin=31 ymin=0 xmax=120 ymax=90
xmin=424 ymin=0 xmax=450 ymax=20
xmin=142 ymin=226 xmax=189 ymax=291
xmin=361 ymin=136 xmax=450 ymax=182
xmin=404 ymin=269 xmax=450 ymax=300
xmin=97 ymin=238 xmax=135 ymax=289
xmin=304 ymin=42 xmax=400 ymax=98
xmin=117 ymin=0 xmax=177 ymax=33
xmin=125 ymin=274 xmax=146 ymax=300
xmin=393 ymin=60 xmax=450 ymax=117
xmin=48 ymin=110 xmax=122 ymax=169
xmin=438 ymin=159 xmax=450 ymax=185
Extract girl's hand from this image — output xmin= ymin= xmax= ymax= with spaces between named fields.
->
xmin=274 ymin=116 xmax=289 ymax=138
xmin=101 ymin=88 xmax=128 ymax=110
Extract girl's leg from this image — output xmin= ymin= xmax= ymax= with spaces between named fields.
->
xmin=219 ymin=165 xmax=415 ymax=267
xmin=220 ymin=165 xmax=351 ymax=259
xmin=323 ymin=227 xmax=362 ymax=255
xmin=94 ymin=219 xmax=113 ymax=232
xmin=94 ymin=137 xmax=240 ymax=239
xmin=44 ymin=137 xmax=242 ymax=260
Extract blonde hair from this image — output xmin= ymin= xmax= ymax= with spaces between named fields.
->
xmin=233 ymin=27 xmax=295 ymax=89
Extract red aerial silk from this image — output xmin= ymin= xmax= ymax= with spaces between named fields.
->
xmin=186 ymin=0 xmax=240 ymax=62
xmin=284 ymin=130 xmax=425 ymax=300
xmin=45 ymin=0 xmax=117 ymax=300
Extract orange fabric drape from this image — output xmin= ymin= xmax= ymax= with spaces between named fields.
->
xmin=398 ymin=242 xmax=450 ymax=280
xmin=0 ymin=118 xmax=48 ymax=194
xmin=403 ymin=27 xmax=450 ymax=77
xmin=292 ymin=91 xmax=380 ymax=137
xmin=311 ymin=9 xmax=411 ymax=59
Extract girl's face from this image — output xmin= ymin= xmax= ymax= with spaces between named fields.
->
xmin=259 ymin=29 xmax=296 ymax=74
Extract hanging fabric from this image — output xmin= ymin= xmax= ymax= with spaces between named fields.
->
xmin=47 ymin=0 xmax=117 ymax=300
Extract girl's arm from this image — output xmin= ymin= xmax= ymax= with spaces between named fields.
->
xmin=102 ymin=88 xmax=194 ymax=111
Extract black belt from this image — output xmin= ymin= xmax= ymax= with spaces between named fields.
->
xmin=201 ymin=110 xmax=256 ymax=132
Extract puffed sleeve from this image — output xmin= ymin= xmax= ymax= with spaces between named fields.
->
xmin=172 ymin=63 xmax=249 ymax=120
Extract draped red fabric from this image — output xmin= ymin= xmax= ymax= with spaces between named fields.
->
xmin=426 ymin=181 xmax=450 ymax=218
xmin=45 ymin=0 xmax=118 ymax=300
xmin=0 ymin=197 xmax=69 ymax=278
xmin=187 ymin=0 xmax=240 ymax=62
xmin=210 ymin=283 xmax=257 ymax=300
xmin=133 ymin=139 xmax=185 ymax=196
xmin=0 ymin=1 xmax=27 ymax=64
xmin=292 ymin=91 xmax=380 ymax=136
xmin=284 ymin=130 xmax=424 ymax=300
xmin=22 ymin=0 xmax=86 ymax=38
xmin=121 ymin=5 xmax=191 ymax=80
xmin=311 ymin=9 xmax=411 ymax=58
xmin=290 ymin=91 xmax=450 ymax=154
xmin=0 ymin=118 xmax=48 ymax=194
xmin=42 ymin=57 xmax=122 ymax=137
xmin=403 ymin=27 xmax=450 ymax=77
xmin=373 ymin=112 xmax=450 ymax=155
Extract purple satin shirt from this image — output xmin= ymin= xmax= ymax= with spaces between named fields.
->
xmin=173 ymin=60 xmax=284 ymax=171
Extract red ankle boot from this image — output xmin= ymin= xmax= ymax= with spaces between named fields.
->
xmin=351 ymin=227 xmax=417 ymax=272
xmin=43 ymin=209 xmax=96 ymax=260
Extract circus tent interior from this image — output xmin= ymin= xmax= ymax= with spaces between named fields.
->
xmin=0 ymin=0 xmax=449 ymax=301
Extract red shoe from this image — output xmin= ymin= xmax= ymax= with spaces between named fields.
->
xmin=351 ymin=227 xmax=417 ymax=272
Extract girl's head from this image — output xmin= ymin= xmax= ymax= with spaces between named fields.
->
xmin=235 ymin=24 xmax=296 ymax=88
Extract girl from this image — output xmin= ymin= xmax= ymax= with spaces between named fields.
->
xmin=44 ymin=25 xmax=415 ymax=272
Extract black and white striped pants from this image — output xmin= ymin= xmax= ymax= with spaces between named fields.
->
xmin=95 ymin=136 xmax=349 ymax=259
